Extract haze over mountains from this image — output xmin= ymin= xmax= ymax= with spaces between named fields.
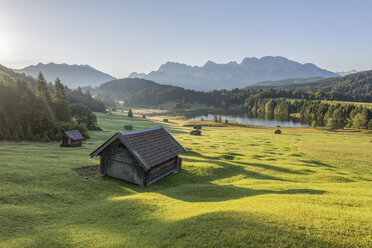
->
xmin=11 ymin=56 xmax=356 ymax=91
xmin=336 ymin=70 xmax=359 ymax=77
xmin=14 ymin=63 xmax=116 ymax=88
xmin=129 ymin=56 xmax=338 ymax=90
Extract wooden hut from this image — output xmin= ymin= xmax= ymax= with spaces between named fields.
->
xmin=90 ymin=126 xmax=187 ymax=186
xmin=124 ymin=125 xmax=133 ymax=130
xmin=275 ymin=129 xmax=282 ymax=134
xmin=190 ymin=130 xmax=201 ymax=135
xmin=60 ymin=130 xmax=84 ymax=147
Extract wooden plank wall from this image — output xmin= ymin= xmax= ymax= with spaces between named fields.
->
xmin=101 ymin=140 xmax=144 ymax=185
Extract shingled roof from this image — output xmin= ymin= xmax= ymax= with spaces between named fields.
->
xmin=64 ymin=130 xmax=84 ymax=141
xmin=90 ymin=126 xmax=187 ymax=170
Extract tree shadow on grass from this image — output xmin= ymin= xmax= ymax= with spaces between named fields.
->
xmin=149 ymin=180 xmax=326 ymax=202
xmin=234 ymin=161 xmax=308 ymax=175
xmin=299 ymin=159 xmax=335 ymax=168
xmin=181 ymin=157 xmax=286 ymax=182
xmin=116 ymin=153 xmax=326 ymax=202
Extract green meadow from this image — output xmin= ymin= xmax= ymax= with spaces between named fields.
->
xmin=0 ymin=112 xmax=371 ymax=247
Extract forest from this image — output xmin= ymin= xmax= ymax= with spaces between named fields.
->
xmin=0 ymin=69 xmax=101 ymax=142
xmin=267 ymin=70 xmax=372 ymax=102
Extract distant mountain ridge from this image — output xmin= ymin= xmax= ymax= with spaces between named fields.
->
xmin=15 ymin=62 xmax=116 ymax=88
xmin=129 ymin=56 xmax=338 ymax=90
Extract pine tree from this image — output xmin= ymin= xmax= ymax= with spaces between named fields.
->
xmin=326 ymin=117 xmax=337 ymax=129
xmin=128 ymin=108 xmax=133 ymax=117
xmin=367 ymin=119 xmax=372 ymax=130
xmin=36 ymin=72 xmax=52 ymax=105
xmin=53 ymin=78 xmax=71 ymax=122
xmin=85 ymin=90 xmax=91 ymax=97
xmin=352 ymin=113 xmax=368 ymax=129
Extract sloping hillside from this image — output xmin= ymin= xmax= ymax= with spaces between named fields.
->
xmin=271 ymin=70 xmax=372 ymax=101
xmin=94 ymin=78 xmax=205 ymax=107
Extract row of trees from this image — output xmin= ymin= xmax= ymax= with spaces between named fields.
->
xmin=0 ymin=71 xmax=100 ymax=142
xmin=243 ymin=97 xmax=372 ymax=129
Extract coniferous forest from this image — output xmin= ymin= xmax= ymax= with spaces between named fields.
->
xmin=0 ymin=69 xmax=102 ymax=141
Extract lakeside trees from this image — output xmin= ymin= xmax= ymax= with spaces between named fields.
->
xmin=244 ymin=97 xmax=372 ymax=129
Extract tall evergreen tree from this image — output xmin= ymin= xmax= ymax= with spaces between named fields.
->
xmin=53 ymin=78 xmax=71 ymax=122
xmin=36 ymin=72 xmax=52 ymax=105
xmin=128 ymin=108 xmax=133 ymax=117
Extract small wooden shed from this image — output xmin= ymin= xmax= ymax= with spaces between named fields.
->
xmin=124 ymin=125 xmax=133 ymax=130
xmin=190 ymin=130 xmax=201 ymax=135
xmin=90 ymin=126 xmax=187 ymax=186
xmin=60 ymin=130 xmax=84 ymax=147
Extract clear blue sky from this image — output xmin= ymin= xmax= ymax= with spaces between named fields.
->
xmin=1 ymin=0 xmax=371 ymax=78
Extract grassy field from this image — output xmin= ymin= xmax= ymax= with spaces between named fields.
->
xmin=321 ymin=100 xmax=372 ymax=108
xmin=0 ymin=112 xmax=371 ymax=247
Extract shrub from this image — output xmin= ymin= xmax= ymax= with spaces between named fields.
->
xmin=311 ymin=121 xmax=317 ymax=128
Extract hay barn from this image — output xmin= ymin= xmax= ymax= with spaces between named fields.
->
xmin=90 ymin=126 xmax=187 ymax=186
xmin=60 ymin=130 xmax=84 ymax=147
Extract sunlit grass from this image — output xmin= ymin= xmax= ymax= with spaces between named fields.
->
xmin=0 ymin=112 xmax=371 ymax=247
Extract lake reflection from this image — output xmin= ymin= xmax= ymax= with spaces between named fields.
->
xmin=188 ymin=113 xmax=310 ymax=127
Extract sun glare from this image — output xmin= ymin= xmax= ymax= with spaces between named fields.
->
xmin=0 ymin=36 xmax=11 ymax=58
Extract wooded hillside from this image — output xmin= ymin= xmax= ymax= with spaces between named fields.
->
xmin=0 ymin=66 xmax=101 ymax=141
xmin=267 ymin=70 xmax=372 ymax=102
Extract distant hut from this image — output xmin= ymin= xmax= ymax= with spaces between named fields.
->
xmin=90 ymin=126 xmax=187 ymax=186
xmin=190 ymin=130 xmax=201 ymax=135
xmin=124 ymin=125 xmax=133 ymax=130
xmin=193 ymin=125 xmax=202 ymax=129
xmin=275 ymin=129 xmax=282 ymax=134
xmin=60 ymin=130 xmax=84 ymax=147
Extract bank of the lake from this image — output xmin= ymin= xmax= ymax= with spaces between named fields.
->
xmin=188 ymin=113 xmax=310 ymax=127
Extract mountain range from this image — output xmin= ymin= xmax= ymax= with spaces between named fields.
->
xmin=14 ymin=63 xmax=116 ymax=88
xmin=129 ymin=56 xmax=338 ymax=90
